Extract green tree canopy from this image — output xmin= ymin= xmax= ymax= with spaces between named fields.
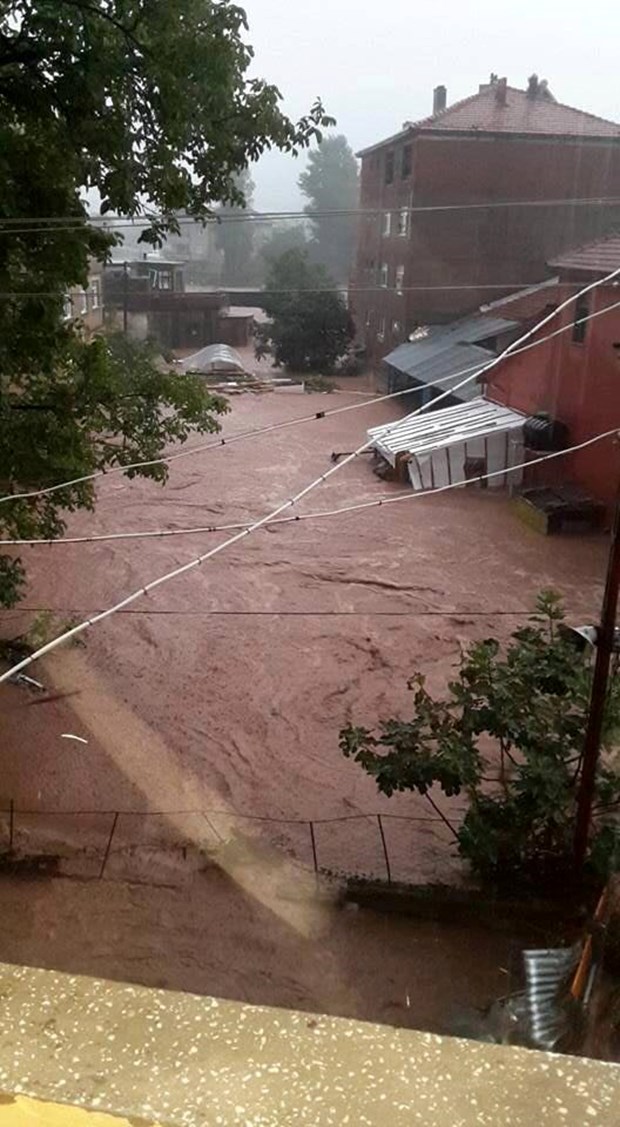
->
xmin=0 ymin=0 xmax=333 ymax=607
xmin=341 ymin=592 xmax=620 ymax=889
xmin=259 ymin=222 xmax=309 ymax=268
xmin=298 ymin=134 xmax=359 ymax=284
xmin=255 ymin=248 xmax=353 ymax=373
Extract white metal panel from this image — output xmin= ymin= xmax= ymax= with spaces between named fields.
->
xmin=368 ymin=397 xmax=525 ymax=468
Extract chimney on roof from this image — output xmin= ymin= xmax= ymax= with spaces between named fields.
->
xmin=433 ymin=85 xmax=447 ymax=115
xmin=495 ymin=77 xmax=507 ymax=106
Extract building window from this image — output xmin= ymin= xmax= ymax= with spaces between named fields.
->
xmin=572 ymin=297 xmax=589 ymax=344
xmin=397 ymin=209 xmax=409 ymax=237
xmin=377 ymin=316 xmax=386 ymax=342
xmin=395 ymin=265 xmax=405 ymax=295
xmin=401 ymin=144 xmax=412 ymax=179
xmin=382 ymin=212 xmax=392 ymax=237
xmin=90 ymin=278 xmax=101 ymax=309
xmin=379 ymin=263 xmax=389 ymax=288
xmin=384 ymin=151 xmax=394 ymax=185
xmin=79 ymin=289 xmax=88 ymax=315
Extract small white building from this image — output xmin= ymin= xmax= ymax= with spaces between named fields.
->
xmin=368 ymin=397 xmax=526 ymax=491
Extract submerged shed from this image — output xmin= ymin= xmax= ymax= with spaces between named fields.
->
xmin=368 ymin=397 xmax=526 ymax=490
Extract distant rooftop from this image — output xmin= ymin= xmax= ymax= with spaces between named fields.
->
xmin=478 ymin=277 xmax=563 ymax=320
xmin=549 ymin=232 xmax=620 ymax=275
xmin=358 ymin=77 xmax=620 ymax=155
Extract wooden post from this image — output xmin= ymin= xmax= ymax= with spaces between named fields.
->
xmin=574 ymin=493 xmax=620 ymax=867
xmin=377 ymin=814 xmax=392 ymax=884
xmin=308 ymin=821 xmax=319 ymax=875
xmin=99 ymin=812 xmax=119 ymax=879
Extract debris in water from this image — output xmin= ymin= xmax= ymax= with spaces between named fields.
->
xmin=11 ymin=673 xmax=45 ymax=691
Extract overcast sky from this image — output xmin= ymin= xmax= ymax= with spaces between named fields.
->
xmin=244 ymin=0 xmax=619 ymax=211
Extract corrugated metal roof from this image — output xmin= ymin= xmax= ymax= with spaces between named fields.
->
xmin=368 ymin=397 xmax=524 ymax=464
xmin=549 ymin=233 xmax=620 ymax=274
xmin=179 ymin=343 xmax=248 ymax=374
xmin=389 ymin=343 xmax=496 ymax=402
xmin=384 ymin=315 xmax=518 ymax=401
xmin=358 ymin=85 xmax=620 ymax=155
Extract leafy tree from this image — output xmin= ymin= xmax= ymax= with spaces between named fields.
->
xmin=298 ymin=134 xmax=359 ymax=283
xmin=0 ymin=0 xmax=333 ymax=607
xmin=215 ymin=168 xmax=258 ymax=285
xmin=340 ymin=591 xmax=620 ymax=889
xmin=259 ymin=223 xmax=309 ymax=267
xmin=255 ymin=248 xmax=353 ymax=373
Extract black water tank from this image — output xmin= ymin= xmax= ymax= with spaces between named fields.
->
xmin=523 ymin=413 xmax=568 ymax=452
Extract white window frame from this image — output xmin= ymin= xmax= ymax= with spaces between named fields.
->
xmin=382 ymin=212 xmax=392 ymax=237
xmin=90 ymin=278 xmax=101 ymax=310
xmin=395 ymin=265 xmax=405 ymax=295
xmin=62 ymin=294 xmax=73 ymax=321
xmin=79 ymin=289 xmax=88 ymax=315
xmin=397 ymin=208 xmax=409 ymax=237
xmin=379 ymin=263 xmax=389 ymax=288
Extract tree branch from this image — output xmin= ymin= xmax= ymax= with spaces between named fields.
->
xmin=57 ymin=0 xmax=146 ymax=54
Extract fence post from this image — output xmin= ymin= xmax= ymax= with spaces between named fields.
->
xmin=9 ymin=799 xmax=14 ymax=852
xmin=308 ymin=821 xmax=319 ymax=876
xmin=99 ymin=812 xmax=119 ymax=879
xmin=377 ymin=814 xmax=392 ymax=884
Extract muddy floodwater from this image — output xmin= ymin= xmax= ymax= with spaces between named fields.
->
xmin=0 ymin=384 xmax=607 ymax=1027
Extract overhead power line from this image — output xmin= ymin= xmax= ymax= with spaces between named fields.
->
xmin=0 ymin=282 xmax=595 ymax=297
xmin=0 ymin=264 xmax=617 ymax=685
xmin=1 ymin=426 xmax=617 ymax=549
xmin=2 ymin=294 xmax=619 ymax=511
xmin=1 ymin=196 xmax=620 ymax=229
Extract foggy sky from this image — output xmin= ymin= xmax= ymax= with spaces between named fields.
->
xmin=244 ymin=0 xmax=619 ymax=211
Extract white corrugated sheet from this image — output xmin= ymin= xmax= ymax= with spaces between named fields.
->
xmin=368 ymin=397 xmax=525 ymax=491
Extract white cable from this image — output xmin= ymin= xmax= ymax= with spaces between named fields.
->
xmin=0 ymin=267 xmax=617 ymax=684
xmin=2 ymin=427 xmax=618 ymax=548
xmin=3 ymin=294 xmax=619 ymax=509
xmin=0 ymin=368 xmax=466 ymax=506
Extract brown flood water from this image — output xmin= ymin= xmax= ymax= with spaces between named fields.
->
xmin=0 ymin=384 xmax=608 ymax=1031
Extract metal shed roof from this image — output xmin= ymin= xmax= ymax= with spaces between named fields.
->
xmin=386 ymin=342 xmax=496 ymax=402
xmin=179 ymin=343 xmax=248 ymax=374
xmin=384 ymin=316 xmax=518 ymax=401
xmin=368 ymin=397 xmax=525 ymax=465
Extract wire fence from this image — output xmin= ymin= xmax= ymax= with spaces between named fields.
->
xmin=0 ymin=801 xmax=464 ymax=887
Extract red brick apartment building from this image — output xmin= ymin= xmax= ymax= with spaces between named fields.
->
xmin=352 ymin=76 xmax=620 ymax=362
xmin=484 ymin=233 xmax=620 ymax=511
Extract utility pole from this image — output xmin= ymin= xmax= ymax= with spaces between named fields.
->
xmin=122 ymin=260 xmax=128 ymax=336
xmin=574 ymin=489 xmax=620 ymax=867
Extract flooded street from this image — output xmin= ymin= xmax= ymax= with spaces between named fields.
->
xmin=0 ymin=385 xmax=608 ymax=1027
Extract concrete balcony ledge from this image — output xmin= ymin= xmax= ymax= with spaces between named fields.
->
xmin=0 ymin=962 xmax=617 ymax=1126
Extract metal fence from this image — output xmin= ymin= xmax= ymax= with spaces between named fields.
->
xmin=0 ymin=801 xmax=465 ymax=887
